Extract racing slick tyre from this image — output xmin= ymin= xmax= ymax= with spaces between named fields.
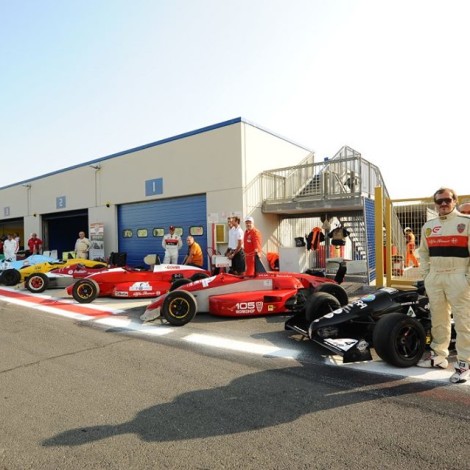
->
xmin=169 ymin=278 xmax=193 ymax=292
xmin=25 ymin=273 xmax=50 ymax=293
xmin=305 ymin=292 xmax=341 ymax=322
xmin=314 ymin=283 xmax=348 ymax=306
xmin=72 ymin=278 xmax=100 ymax=303
xmin=0 ymin=269 xmax=21 ymax=286
xmin=373 ymin=312 xmax=426 ymax=367
xmin=162 ymin=290 xmax=198 ymax=326
xmin=190 ymin=272 xmax=209 ymax=282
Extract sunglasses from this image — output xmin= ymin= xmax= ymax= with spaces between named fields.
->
xmin=435 ymin=198 xmax=453 ymax=205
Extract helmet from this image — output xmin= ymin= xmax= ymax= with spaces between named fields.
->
xmin=404 ymin=227 xmax=412 ymax=232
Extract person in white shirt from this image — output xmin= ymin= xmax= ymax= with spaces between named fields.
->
xmin=75 ymin=231 xmax=91 ymax=259
xmin=226 ymin=216 xmax=245 ymax=274
xmin=162 ymin=225 xmax=182 ymax=264
xmin=3 ymin=234 xmax=18 ymax=261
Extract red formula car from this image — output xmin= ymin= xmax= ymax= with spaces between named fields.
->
xmin=66 ymin=264 xmax=210 ymax=303
xmin=140 ymin=270 xmax=348 ymax=326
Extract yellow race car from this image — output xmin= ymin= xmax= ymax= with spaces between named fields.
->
xmin=0 ymin=255 xmax=107 ymax=286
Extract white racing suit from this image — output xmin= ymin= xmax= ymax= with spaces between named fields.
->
xmin=162 ymin=234 xmax=182 ymax=264
xmin=418 ymin=209 xmax=470 ymax=362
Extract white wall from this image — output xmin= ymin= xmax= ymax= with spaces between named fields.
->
xmin=0 ymin=119 xmax=315 ymax=258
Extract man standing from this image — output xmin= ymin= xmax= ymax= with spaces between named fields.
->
xmin=27 ymin=233 xmax=43 ymax=255
xmin=162 ymin=225 xmax=182 ymax=264
xmin=226 ymin=216 xmax=245 ymax=274
xmin=404 ymin=227 xmax=419 ymax=268
xmin=75 ymin=231 xmax=91 ymax=259
xmin=417 ymin=187 xmax=470 ymax=384
xmin=3 ymin=234 xmax=18 ymax=261
xmin=183 ymin=236 xmax=203 ymax=267
xmin=243 ymin=216 xmax=262 ymax=276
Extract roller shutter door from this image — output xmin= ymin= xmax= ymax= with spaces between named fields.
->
xmin=118 ymin=194 xmax=207 ymax=267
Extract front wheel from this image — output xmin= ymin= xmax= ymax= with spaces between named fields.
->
xmin=314 ymin=283 xmax=348 ymax=306
xmin=25 ymin=273 xmax=49 ymax=293
xmin=72 ymin=279 xmax=100 ymax=303
xmin=305 ymin=292 xmax=341 ymax=322
xmin=1 ymin=269 xmax=21 ymax=286
xmin=162 ymin=290 xmax=197 ymax=326
xmin=373 ymin=312 xmax=426 ymax=367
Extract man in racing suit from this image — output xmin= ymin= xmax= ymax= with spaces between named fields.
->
xmin=417 ymin=187 xmax=470 ymax=383
xmin=243 ymin=216 xmax=262 ymax=276
xmin=162 ymin=225 xmax=182 ymax=264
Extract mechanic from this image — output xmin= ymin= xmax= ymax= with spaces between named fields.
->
xmin=3 ymin=234 xmax=18 ymax=261
xmin=243 ymin=216 xmax=262 ymax=276
xmin=162 ymin=225 xmax=182 ymax=264
xmin=183 ymin=236 xmax=203 ymax=267
xmin=75 ymin=231 xmax=91 ymax=259
xmin=27 ymin=233 xmax=43 ymax=255
xmin=417 ymin=187 xmax=470 ymax=384
xmin=458 ymin=202 xmax=470 ymax=215
xmin=404 ymin=227 xmax=419 ymax=268
xmin=226 ymin=216 xmax=245 ymax=274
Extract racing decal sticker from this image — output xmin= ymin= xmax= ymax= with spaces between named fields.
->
xmin=201 ymin=277 xmax=216 ymax=287
xmin=381 ymin=287 xmax=399 ymax=294
xmin=235 ymin=301 xmax=261 ymax=314
xmin=406 ymin=306 xmax=416 ymax=317
xmin=268 ymin=305 xmax=274 ymax=312
xmin=324 ymin=338 xmax=358 ymax=351
xmin=115 ymin=291 xmax=129 ymax=297
xmin=129 ymin=282 xmax=152 ymax=291
xmin=360 ymin=294 xmax=376 ymax=302
xmin=263 ymin=279 xmax=273 ymax=288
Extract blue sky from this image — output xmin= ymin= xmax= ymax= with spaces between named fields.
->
xmin=1 ymin=0 xmax=469 ymax=199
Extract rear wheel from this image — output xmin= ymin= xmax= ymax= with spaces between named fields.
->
xmin=373 ymin=312 xmax=426 ymax=367
xmin=314 ymin=283 xmax=348 ymax=306
xmin=25 ymin=273 xmax=49 ymax=293
xmin=1 ymin=269 xmax=21 ymax=286
xmin=162 ymin=290 xmax=197 ymax=326
xmin=305 ymin=292 xmax=341 ymax=322
xmin=72 ymin=279 xmax=100 ymax=303
xmin=190 ymin=272 xmax=209 ymax=282
xmin=169 ymin=278 xmax=193 ymax=292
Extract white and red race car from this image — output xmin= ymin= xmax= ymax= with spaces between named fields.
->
xmin=141 ymin=270 xmax=348 ymax=326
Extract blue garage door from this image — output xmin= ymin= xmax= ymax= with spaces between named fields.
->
xmin=118 ymin=194 xmax=207 ymax=267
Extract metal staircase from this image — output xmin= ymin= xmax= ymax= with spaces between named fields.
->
xmin=256 ymin=146 xmax=406 ymax=282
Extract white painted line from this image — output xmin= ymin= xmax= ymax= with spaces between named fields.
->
xmin=183 ymin=333 xmax=300 ymax=359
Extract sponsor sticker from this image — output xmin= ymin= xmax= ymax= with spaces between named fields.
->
xmin=129 ymin=282 xmax=152 ymax=292
xmin=360 ymin=294 xmax=376 ymax=302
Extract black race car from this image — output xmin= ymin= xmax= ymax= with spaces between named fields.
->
xmin=285 ymin=282 xmax=456 ymax=368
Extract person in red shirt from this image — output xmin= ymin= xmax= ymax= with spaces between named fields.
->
xmin=27 ymin=233 xmax=43 ymax=255
xmin=243 ymin=216 xmax=262 ymax=276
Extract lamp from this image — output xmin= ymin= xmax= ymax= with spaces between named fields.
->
xmin=22 ymin=183 xmax=31 ymax=188
xmin=89 ymin=164 xmax=101 ymax=170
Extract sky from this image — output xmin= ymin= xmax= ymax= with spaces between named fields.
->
xmin=1 ymin=0 xmax=469 ymax=199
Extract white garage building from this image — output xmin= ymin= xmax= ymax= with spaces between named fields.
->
xmin=0 ymin=118 xmax=315 ymax=267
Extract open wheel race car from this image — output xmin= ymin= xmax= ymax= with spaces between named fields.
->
xmin=285 ymin=282 xmax=456 ymax=368
xmin=140 ymin=270 xmax=348 ymax=326
xmin=66 ymin=264 xmax=210 ymax=303
xmin=0 ymin=256 xmax=107 ymax=287
xmin=23 ymin=263 xmax=109 ymax=293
